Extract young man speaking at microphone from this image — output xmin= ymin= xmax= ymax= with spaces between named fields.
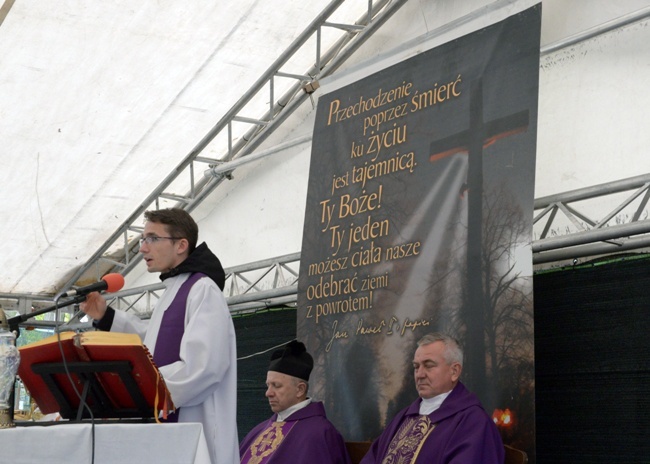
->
xmin=81 ymin=208 xmax=238 ymax=464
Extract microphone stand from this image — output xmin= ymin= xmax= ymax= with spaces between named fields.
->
xmin=7 ymin=294 xmax=87 ymax=339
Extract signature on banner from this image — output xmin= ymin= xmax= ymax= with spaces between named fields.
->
xmin=325 ymin=316 xmax=433 ymax=351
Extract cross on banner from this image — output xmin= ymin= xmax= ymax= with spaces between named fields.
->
xmin=428 ymin=78 xmax=529 ymax=403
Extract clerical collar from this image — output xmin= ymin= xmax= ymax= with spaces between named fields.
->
xmin=276 ymin=398 xmax=312 ymax=422
xmin=419 ymin=390 xmax=452 ymax=415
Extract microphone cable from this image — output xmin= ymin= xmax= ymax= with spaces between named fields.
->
xmin=52 ymin=295 xmax=96 ymax=464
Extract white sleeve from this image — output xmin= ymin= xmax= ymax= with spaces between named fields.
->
xmin=111 ymin=307 xmax=149 ymax=341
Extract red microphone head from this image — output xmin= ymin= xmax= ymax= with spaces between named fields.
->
xmin=101 ymin=273 xmax=125 ymax=293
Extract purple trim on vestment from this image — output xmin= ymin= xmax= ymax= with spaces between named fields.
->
xmin=153 ymin=272 xmax=205 ymax=423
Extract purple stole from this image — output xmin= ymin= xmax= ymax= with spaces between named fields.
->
xmin=153 ymin=272 xmax=205 ymax=422
xmin=381 ymin=415 xmax=436 ymax=464
xmin=240 ymin=421 xmax=297 ymax=464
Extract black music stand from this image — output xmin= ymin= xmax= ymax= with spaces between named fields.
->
xmin=29 ymin=360 xmax=157 ymax=422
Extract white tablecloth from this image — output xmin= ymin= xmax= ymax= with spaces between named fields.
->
xmin=1 ymin=421 xmax=211 ymax=464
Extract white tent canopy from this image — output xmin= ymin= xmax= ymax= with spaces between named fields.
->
xmin=1 ymin=0 xmax=649 ymax=306
xmin=0 ymin=0 xmax=384 ymax=295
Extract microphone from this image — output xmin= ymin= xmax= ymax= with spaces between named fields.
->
xmin=59 ymin=273 xmax=125 ymax=298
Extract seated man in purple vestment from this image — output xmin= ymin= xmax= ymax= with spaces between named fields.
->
xmin=239 ymin=340 xmax=351 ymax=464
xmin=360 ymin=333 xmax=504 ymax=464
xmin=80 ymin=208 xmax=238 ymax=464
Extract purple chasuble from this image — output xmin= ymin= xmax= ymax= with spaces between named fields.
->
xmin=240 ymin=421 xmax=297 ymax=464
xmin=153 ymin=272 xmax=205 ymax=422
xmin=239 ymin=401 xmax=352 ymax=464
xmin=360 ymin=382 xmax=504 ymax=464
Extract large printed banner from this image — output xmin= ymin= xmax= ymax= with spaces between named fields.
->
xmin=298 ymin=5 xmax=540 ymax=458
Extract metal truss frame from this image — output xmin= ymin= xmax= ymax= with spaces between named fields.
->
xmin=5 ymin=174 xmax=650 ymax=326
xmin=112 ymin=172 xmax=650 ymax=317
xmin=60 ymin=0 xmax=409 ymax=290
xmin=109 ymin=252 xmax=301 ymax=318
xmin=0 ymin=252 xmax=302 ymax=329
xmin=533 ymin=174 xmax=650 ymax=265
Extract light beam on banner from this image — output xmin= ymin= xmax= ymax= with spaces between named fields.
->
xmin=330 ymin=154 xmax=469 ymax=428
xmin=374 ymin=154 xmax=468 ymax=421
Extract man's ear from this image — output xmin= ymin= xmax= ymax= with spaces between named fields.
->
xmin=450 ymin=362 xmax=462 ymax=382
xmin=176 ymin=238 xmax=190 ymax=256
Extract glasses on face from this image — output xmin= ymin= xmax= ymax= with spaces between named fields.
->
xmin=139 ymin=236 xmax=182 ymax=246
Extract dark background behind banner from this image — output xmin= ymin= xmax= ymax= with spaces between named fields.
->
xmin=235 ymin=254 xmax=650 ymax=463
xmin=234 ymin=308 xmax=297 ymax=438
xmin=534 ymin=255 xmax=650 ymax=464
xmin=295 ymin=4 xmax=541 ymax=458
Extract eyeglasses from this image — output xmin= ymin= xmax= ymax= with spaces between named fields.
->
xmin=139 ymin=236 xmax=183 ymax=246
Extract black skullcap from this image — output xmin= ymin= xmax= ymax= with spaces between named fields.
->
xmin=268 ymin=340 xmax=313 ymax=381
